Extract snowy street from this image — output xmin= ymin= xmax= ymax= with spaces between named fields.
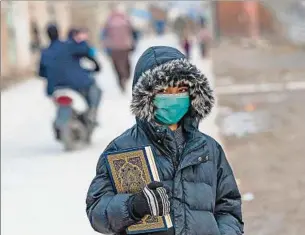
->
xmin=4 ymin=1 xmax=305 ymax=235
xmin=1 ymin=34 xmax=218 ymax=235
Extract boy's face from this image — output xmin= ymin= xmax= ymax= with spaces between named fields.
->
xmin=153 ymin=84 xmax=190 ymax=126
xmin=156 ymin=84 xmax=189 ymax=95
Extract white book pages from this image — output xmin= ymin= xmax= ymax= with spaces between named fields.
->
xmin=145 ymin=146 xmax=173 ymax=228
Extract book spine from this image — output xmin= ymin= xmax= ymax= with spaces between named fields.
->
xmin=145 ymin=146 xmax=173 ymax=228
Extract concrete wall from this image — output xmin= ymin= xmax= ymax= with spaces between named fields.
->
xmin=52 ymin=2 xmax=71 ymax=39
xmin=28 ymin=1 xmax=71 ymax=44
xmin=2 ymin=1 xmax=149 ymax=79
xmin=29 ymin=1 xmax=49 ymax=47
xmin=70 ymin=1 xmax=132 ymax=47
xmin=1 ymin=1 xmax=73 ymax=79
xmin=215 ymin=0 xmax=305 ymax=46
xmin=70 ymin=1 xmax=112 ymax=47
xmin=13 ymin=2 xmax=32 ymax=72
xmin=263 ymin=0 xmax=305 ymax=45
xmin=216 ymin=1 xmax=276 ymax=38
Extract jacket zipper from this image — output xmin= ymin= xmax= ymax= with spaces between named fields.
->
xmin=175 ymin=141 xmax=205 ymax=233
xmin=172 ymin=148 xmax=179 ymax=172
xmin=171 ymin=140 xmax=182 ymax=232
xmin=170 ymin=144 xmax=195 ymax=234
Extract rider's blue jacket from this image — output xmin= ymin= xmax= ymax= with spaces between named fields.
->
xmin=39 ymin=39 xmax=95 ymax=96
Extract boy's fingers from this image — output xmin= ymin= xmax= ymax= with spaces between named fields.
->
xmin=147 ymin=181 xmax=163 ymax=190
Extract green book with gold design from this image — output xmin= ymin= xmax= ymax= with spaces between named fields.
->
xmin=105 ymin=146 xmax=173 ymax=234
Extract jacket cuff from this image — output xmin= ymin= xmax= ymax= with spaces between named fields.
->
xmin=127 ymin=195 xmax=143 ymax=221
xmin=107 ymin=194 xmax=140 ymax=232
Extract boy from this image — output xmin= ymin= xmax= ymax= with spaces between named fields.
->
xmin=86 ymin=46 xmax=244 ymax=235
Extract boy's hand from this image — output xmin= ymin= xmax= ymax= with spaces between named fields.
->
xmin=129 ymin=181 xmax=170 ymax=219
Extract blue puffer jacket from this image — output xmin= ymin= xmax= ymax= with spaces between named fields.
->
xmin=86 ymin=46 xmax=244 ymax=235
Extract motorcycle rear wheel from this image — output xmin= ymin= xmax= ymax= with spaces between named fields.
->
xmin=61 ymin=120 xmax=89 ymax=151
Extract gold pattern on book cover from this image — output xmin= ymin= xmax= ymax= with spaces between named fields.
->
xmin=107 ymin=150 xmax=165 ymax=231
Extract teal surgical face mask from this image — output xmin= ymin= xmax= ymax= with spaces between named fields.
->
xmin=153 ymin=92 xmax=190 ymax=125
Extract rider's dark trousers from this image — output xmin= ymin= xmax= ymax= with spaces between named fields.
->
xmin=78 ymin=83 xmax=102 ymax=109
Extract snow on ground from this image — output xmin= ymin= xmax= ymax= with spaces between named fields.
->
xmin=1 ymin=34 xmax=217 ymax=235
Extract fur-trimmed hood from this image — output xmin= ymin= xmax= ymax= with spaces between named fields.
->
xmin=131 ymin=46 xmax=214 ymax=123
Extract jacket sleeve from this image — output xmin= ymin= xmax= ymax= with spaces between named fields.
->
xmin=215 ymin=144 xmax=244 ymax=235
xmin=86 ymin=141 xmax=139 ymax=234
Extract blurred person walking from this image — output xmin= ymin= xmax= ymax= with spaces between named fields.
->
xmin=154 ymin=19 xmax=166 ymax=35
xmin=30 ymin=21 xmax=41 ymax=53
xmin=197 ymin=17 xmax=211 ymax=58
xmin=181 ymin=29 xmax=192 ymax=60
xmin=150 ymin=4 xmax=167 ymax=35
xmin=103 ymin=5 xmax=134 ymax=93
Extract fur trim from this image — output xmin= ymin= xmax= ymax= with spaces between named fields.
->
xmin=130 ymin=58 xmax=214 ymax=122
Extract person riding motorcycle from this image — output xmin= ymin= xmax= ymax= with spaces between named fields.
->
xmin=65 ymin=28 xmax=102 ymax=123
xmin=39 ymin=25 xmax=102 ymax=124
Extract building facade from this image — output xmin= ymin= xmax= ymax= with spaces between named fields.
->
xmin=1 ymin=4 xmax=9 ymax=77
xmin=215 ymin=1 xmax=275 ymax=39
xmin=1 ymin=1 xmax=71 ymax=80
xmin=214 ymin=0 xmax=305 ymax=45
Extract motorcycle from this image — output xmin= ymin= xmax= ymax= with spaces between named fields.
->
xmin=52 ymin=57 xmax=100 ymax=151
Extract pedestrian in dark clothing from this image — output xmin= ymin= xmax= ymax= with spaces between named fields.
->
xmin=86 ymin=46 xmax=244 ymax=235
xmin=154 ymin=19 xmax=166 ymax=35
xmin=182 ymin=37 xmax=191 ymax=60
xmin=181 ymin=29 xmax=192 ymax=60
xmin=197 ymin=18 xmax=211 ymax=58
xmin=30 ymin=21 xmax=41 ymax=52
